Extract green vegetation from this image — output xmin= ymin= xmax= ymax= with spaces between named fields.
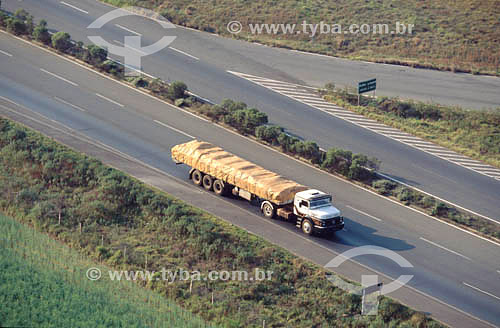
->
xmin=100 ymin=0 xmax=500 ymax=76
xmin=0 ymin=117 xmax=442 ymax=327
xmin=0 ymin=213 xmax=210 ymax=327
xmin=322 ymin=85 xmax=500 ymax=169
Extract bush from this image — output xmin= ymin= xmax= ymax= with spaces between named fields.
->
xmin=167 ymin=81 xmax=187 ymax=100
xmin=396 ymin=187 xmax=415 ymax=205
xmin=6 ymin=18 xmax=27 ymax=35
xmin=432 ymin=202 xmax=449 ymax=216
xmin=224 ymin=108 xmax=268 ymax=135
xmin=87 ymin=45 xmax=108 ymax=66
xmin=372 ymin=179 xmax=397 ymax=195
xmin=101 ymin=60 xmax=123 ymax=76
xmin=32 ymin=20 xmax=51 ymax=44
xmin=51 ymin=32 xmax=72 ymax=52
xmin=321 ymin=148 xmax=352 ymax=176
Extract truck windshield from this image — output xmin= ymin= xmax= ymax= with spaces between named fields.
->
xmin=309 ymin=196 xmax=332 ymax=208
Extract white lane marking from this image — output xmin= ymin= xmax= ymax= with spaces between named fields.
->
xmin=113 ymin=40 xmax=146 ymax=55
xmin=60 ymin=1 xmax=89 ymax=14
xmin=53 ymin=97 xmax=86 ymax=112
xmin=40 ymin=68 xmax=78 ymax=86
xmin=346 ymin=205 xmax=382 ymax=222
xmin=497 ymin=270 xmax=500 ymax=274
xmin=323 ymin=108 xmax=352 ymax=114
xmin=115 ymin=24 xmax=142 ymax=36
xmin=451 ymin=157 xmax=489 ymax=164
xmin=153 ymin=120 xmax=195 ymax=139
xmin=426 ymin=149 xmax=464 ymax=155
xmin=355 ymin=122 xmax=391 ymax=128
xmin=419 ymin=237 xmax=471 ymax=260
xmin=265 ymin=86 xmax=303 ymax=92
xmin=0 ymin=49 xmax=13 ymax=57
xmin=463 ymin=282 xmax=500 ymax=301
xmin=461 ymin=162 xmax=497 ymax=168
xmin=95 ymin=93 xmax=124 ymax=108
xmin=289 ymin=94 xmax=324 ymax=100
xmin=169 ymin=47 xmax=199 ymax=60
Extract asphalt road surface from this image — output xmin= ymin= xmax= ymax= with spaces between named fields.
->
xmin=3 ymin=0 xmax=499 ymax=224
xmin=0 ymin=32 xmax=499 ymax=327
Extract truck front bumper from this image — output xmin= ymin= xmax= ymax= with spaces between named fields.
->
xmin=313 ymin=222 xmax=344 ymax=234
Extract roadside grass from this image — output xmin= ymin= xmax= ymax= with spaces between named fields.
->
xmin=0 ymin=213 xmax=209 ymax=328
xmin=0 ymin=117 xmax=443 ymax=327
xmin=99 ymin=0 xmax=500 ymax=76
xmin=321 ymin=86 xmax=500 ymax=169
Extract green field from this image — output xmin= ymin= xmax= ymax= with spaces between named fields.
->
xmin=0 ymin=213 xmax=210 ymax=328
xmin=102 ymin=0 xmax=500 ymax=75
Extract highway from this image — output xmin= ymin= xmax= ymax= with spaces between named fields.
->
xmin=1 ymin=32 xmax=499 ymax=327
xmin=3 ymin=0 xmax=500 ymax=224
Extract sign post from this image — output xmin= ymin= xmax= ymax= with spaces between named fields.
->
xmin=357 ymin=78 xmax=377 ymax=106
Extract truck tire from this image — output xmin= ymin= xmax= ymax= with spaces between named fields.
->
xmin=261 ymin=201 xmax=276 ymax=219
xmin=192 ymin=170 xmax=203 ymax=186
xmin=213 ymin=179 xmax=226 ymax=196
xmin=301 ymin=219 xmax=313 ymax=235
xmin=202 ymin=175 xmax=213 ymax=191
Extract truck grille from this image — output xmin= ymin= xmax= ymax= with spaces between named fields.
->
xmin=324 ymin=216 xmax=341 ymax=226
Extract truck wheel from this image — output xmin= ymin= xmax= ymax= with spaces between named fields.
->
xmin=192 ymin=170 xmax=203 ymax=186
xmin=262 ymin=202 xmax=275 ymax=219
xmin=301 ymin=219 xmax=313 ymax=235
xmin=202 ymin=175 xmax=213 ymax=191
xmin=213 ymin=180 xmax=226 ymax=196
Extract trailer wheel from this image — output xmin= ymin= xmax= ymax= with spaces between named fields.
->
xmin=202 ymin=175 xmax=213 ymax=191
xmin=261 ymin=201 xmax=275 ymax=219
xmin=192 ymin=170 xmax=203 ymax=186
xmin=301 ymin=219 xmax=313 ymax=235
xmin=213 ymin=180 xmax=226 ymax=196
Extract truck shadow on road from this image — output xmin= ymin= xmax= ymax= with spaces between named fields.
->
xmin=320 ymin=216 xmax=415 ymax=252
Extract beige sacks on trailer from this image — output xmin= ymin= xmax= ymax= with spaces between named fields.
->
xmin=171 ymin=140 xmax=308 ymax=205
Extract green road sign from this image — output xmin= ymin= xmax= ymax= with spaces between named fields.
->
xmin=358 ymin=78 xmax=376 ymax=94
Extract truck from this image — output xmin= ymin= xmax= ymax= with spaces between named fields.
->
xmin=171 ymin=140 xmax=344 ymax=236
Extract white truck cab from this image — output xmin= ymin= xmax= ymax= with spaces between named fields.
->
xmin=293 ymin=189 xmax=344 ymax=235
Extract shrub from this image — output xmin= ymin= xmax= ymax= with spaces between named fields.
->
xmin=372 ymin=179 xmax=397 ymax=195
xmin=348 ymin=158 xmax=372 ymax=181
xmin=432 ymin=202 xmax=449 ymax=216
xmin=321 ymin=148 xmax=352 ymax=176
xmin=224 ymin=108 xmax=268 ymax=135
xmin=6 ymin=18 xmax=27 ymax=35
xmin=167 ymin=81 xmax=187 ymax=100
xmin=397 ymin=188 xmax=415 ymax=205
xmin=101 ymin=60 xmax=123 ymax=76
xmin=32 ymin=20 xmax=51 ymax=44
xmin=51 ymin=32 xmax=72 ymax=52
xmin=256 ymin=125 xmax=283 ymax=145
xmin=87 ymin=45 xmax=108 ymax=66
